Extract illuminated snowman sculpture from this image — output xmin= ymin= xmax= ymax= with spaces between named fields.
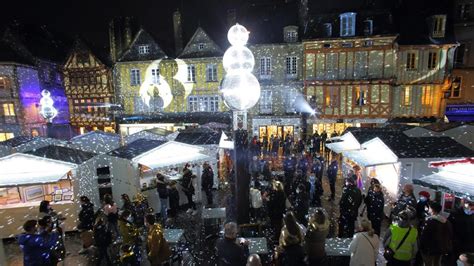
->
xmin=220 ymin=24 xmax=260 ymax=111
xmin=39 ymin=90 xmax=58 ymax=122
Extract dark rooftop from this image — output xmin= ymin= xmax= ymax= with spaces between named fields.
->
xmin=0 ymin=136 xmax=35 ymax=147
xmin=25 ymin=145 xmax=96 ymax=164
xmin=117 ymin=112 xmax=232 ymax=125
xmin=174 ymin=127 xmax=221 ymax=145
xmin=108 ymin=139 xmax=167 ymax=159
xmin=70 ymin=130 xmax=121 ymax=141
xmin=0 ymin=39 xmax=34 ymax=66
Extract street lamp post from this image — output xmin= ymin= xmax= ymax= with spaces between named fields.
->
xmin=221 ymin=24 xmax=261 ymax=224
xmin=39 ymin=89 xmax=58 ymax=137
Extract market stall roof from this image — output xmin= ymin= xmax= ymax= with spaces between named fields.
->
xmin=0 ymin=153 xmax=76 ymax=187
xmin=414 ymin=160 xmax=474 ymax=200
xmin=219 ymin=132 xmax=234 ymax=150
xmin=0 ymin=136 xmax=35 ymax=147
xmin=125 ymin=130 xmax=168 ymax=144
xmin=342 ymin=137 xmax=398 ymax=167
xmin=133 ymin=141 xmax=211 ymax=169
xmin=174 ymin=127 xmax=221 ymax=145
xmin=108 ymin=139 xmax=167 ymax=160
xmin=24 ymin=145 xmax=96 ymax=164
xmin=69 ymin=130 xmax=121 ymax=154
xmin=325 ymin=132 xmax=360 ymax=153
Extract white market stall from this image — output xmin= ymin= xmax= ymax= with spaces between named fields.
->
xmin=125 ymin=128 xmax=170 ymax=144
xmin=0 ymin=136 xmax=66 ymax=158
xmin=68 ymin=130 xmax=121 ymax=154
xmin=325 ymin=132 xmax=361 ymax=154
xmin=0 ymin=153 xmax=96 ymax=238
xmin=102 ymin=139 xmax=214 ymax=213
xmin=414 ymin=158 xmax=474 ymax=213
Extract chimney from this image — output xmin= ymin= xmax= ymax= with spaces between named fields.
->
xmin=227 ymin=9 xmax=237 ymax=28
xmin=124 ymin=17 xmax=133 ymax=50
xmin=429 ymin=15 xmax=446 ymax=38
xmin=173 ymin=10 xmax=184 ymax=56
xmin=109 ymin=20 xmax=117 ymax=63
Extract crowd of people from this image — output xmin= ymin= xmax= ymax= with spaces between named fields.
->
xmin=16 ymin=131 xmax=474 ymax=266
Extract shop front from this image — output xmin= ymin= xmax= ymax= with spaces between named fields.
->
xmin=252 ymin=117 xmax=301 ymax=141
xmin=309 ymin=118 xmax=387 ymax=136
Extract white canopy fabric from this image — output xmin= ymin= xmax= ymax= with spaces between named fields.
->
xmin=133 ymin=141 xmax=211 ymax=169
xmin=125 ymin=131 xmax=167 ymax=144
xmin=342 ymin=137 xmax=398 ymax=167
xmin=219 ymin=132 xmax=234 ymax=150
xmin=0 ymin=153 xmax=76 ymax=187
xmin=326 ymin=132 xmax=360 ymax=154
xmin=416 ymin=163 xmax=474 ymax=200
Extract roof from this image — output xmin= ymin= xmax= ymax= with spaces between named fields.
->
xmin=174 ymin=127 xmax=221 ymax=145
xmin=25 ymin=145 xmax=96 ymax=164
xmin=68 ymin=37 xmax=112 ymax=67
xmin=179 ymin=27 xmax=223 ymax=58
xmin=70 ymin=130 xmax=120 ymax=141
xmin=0 ymin=153 xmax=76 ymax=187
xmin=0 ymin=136 xmax=35 ymax=147
xmin=69 ymin=130 xmax=121 ymax=154
xmin=345 ymin=128 xmax=474 ymax=158
xmin=117 ymin=112 xmax=232 ymax=125
xmin=118 ymin=28 xmax=168 ymax=62
xmin=108 ymin=139 xmax=167 ymax=159
xmin=423 ymin=122 xmax=467 ymax=132
xmin=124 ymin=130 xmax=168 ymax=144
xmin=0 ymin=39 xmax=34 ymax=65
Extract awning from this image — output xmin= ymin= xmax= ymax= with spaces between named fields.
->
xmin=133 ymin=141 xmax=211 ymax=169
xmin=219 ymin=132 xmax=234 ymax=150
xmin=0 ymin=153 xmax=76 ymax=187
xmin=413 ymin=163 xmax=474 ymax=200
xmin=326 ymin=132 xmax=360 ymax=154
xmin=342 ymin=137 xmax=398 ymax=167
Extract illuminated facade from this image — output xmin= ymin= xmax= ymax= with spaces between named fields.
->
xmin=63 ymin=39 xmax=115 ymax=134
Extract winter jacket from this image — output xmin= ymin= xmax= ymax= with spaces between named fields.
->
xmin=268 ymin=190 xmax=286 ymax=221
xmin=147 ymin=224 xmax=172 ymax=265
xmin=340 ymin=185 xmax=363 ymax=218
xmin=448 ymin=207 xmax=474 ymax=253
xmin=272 ymin=139 xmax=280 ymax=153
xmin=393 ymin=193 xmax=417 ymax=215
xmin=216 ymin=237 xmax=248 ymax=266
xmin=420 ymin=214 xmax=453 ymax=255
xmin=19 ymin=232 xmax=59 ymax=266
xmin=181 ymin=170 xmax=196 ymax=195
xmin=201 ymin=167 xmax=214 ymax=190
xmin=157 ymin=179 xmax=169 ymax=199
xmin=276 ymin=244 xmax=306 ymax=266
xmin=327 ymin=161 xmax=338 ymax=182
xmin=283 ymin=158 xmax=296 ymax=173
xmin=168 ymin=187 xmax=180 ymax=210
xmin=78 ymin=202 xmax=95 ymax=231
xmin=249 ymin=160 xmax=260 ymax=177
xmin=93 ymin=223 xmax=112 ymax=248
xmin=304 ymin=219 xmax=329 ymax=260
xmin=249 ymin=188 xmax=263 ymax=209
xmin=118 ymin=218 xmax=139 ymax=246
xmin=297 ymin=158 xmax=309 ymax=175
xmin=349 ymin=232 xmax=379 ymax=266
xmin=294 ymin=191 xmax=309 ymax=224
xmin=365 ymin=190 xmax=384 ymax=221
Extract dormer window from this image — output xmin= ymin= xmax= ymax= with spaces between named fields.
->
xmin=138 ymin=45 xmax=150 ymax=54
xmin=286 ymin=31 xmax=298 ymax=42
xmin=364 ymin=19 xmax=373 ymax=36
xmin=323 ymin=23 xmax=332 ymax=37
xmin=198 ymin=43 xmax=205 ymax=50
xmin=340 ymin=12 xmax=356 ymax=37
xmin=430 ymin=15 xmax=446 ymax=38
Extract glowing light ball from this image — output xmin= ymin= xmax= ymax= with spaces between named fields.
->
xmin=220 ymin=72 xmax=260 ymax=111
xmin=221 ymin=24 xmax=260 ymax=111
xmin=39 ymin=90 xmax=58 ymax=122
xmin=223 ymin=46 xmax=255 ymax=73
xmin=227 ymin=24 xmax=249 ymax=46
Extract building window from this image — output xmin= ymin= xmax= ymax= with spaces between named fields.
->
xmin=286 ymin=31 xmax=298 ymax=42
xmin=455 ymin=43 xmax=466 ymax=66
xmin=0 ymin=132 xmax=14 ymax=142
xmin=187 ymin=65 xmax=196 ymax=82
xmin=285 ymin=89 xmax=298 ymax=113
xmin=339 ymin=12 xmax=356 ymax=37
xmin=138 ymin=45 xmax=150 ymax=55
xmin=130 ymin=69 xmax=141 ymax=86
xmin=187 ymin=95 xmax=219 ymax=112
xmin=421 ymin=86 xmax=433 ymax=106
xmin=198 ymin=43 xmax=205 ymax=50
xmin=402 ymin=87 xmax=412 ymax=106
xmin=151 ymin=68 xmax=160 ymax=84
xmin=450 ymin=77 xmax=462 ymax=98
xmin=354 ymin=86 xmax=368 ymax=106
xmin=432 ymin=15 xmax=446 ymax=38
xmin=2 ymin=103 xmax=16 ymax=123
xmin=286 ymin=56 xmax=297 ymax=76
xmin=0 ymin=77 xmax=7 ymax=89
xmin=428 ymin=52 xmax=438 ymax=69
xmin=76 ymin=52 xmax=90 ymax=64
xmin=260 ymin=57 xmax=271 ymax=79
xmin=458 ymin=4 xmax=471 ymax=20
xmin=325 ymin=87 xmax=339 ymax=107
xmin=206 ymin=64 xmax=218 ymax=82
xmin=406 ymin=52 xmax=417 ymax=70
xmin=260 ymin=90 xmax=272 ymax=113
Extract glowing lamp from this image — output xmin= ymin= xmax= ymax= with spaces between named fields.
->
xmin=39 ymin=90 xmax=58 ymax=122
xmin=221 ymin=24 xmax=260 ymax=111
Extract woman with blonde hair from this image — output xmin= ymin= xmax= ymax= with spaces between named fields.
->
xmin=349 ymin=218 xmax=379 ymax=266
xmin=274 ymin=212 xmax=306 ymax=266
xmin=305 ymin=208 xmax=330 ymax=265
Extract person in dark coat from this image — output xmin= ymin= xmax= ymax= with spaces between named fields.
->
xmin=283 ymin=155 xmax=297 ymax=196
xmin=416 ymin=191 xmax=431 ymax=229
xmin=156 ymin=173 xmax=169 ymax=223
xmin=274 ymin=212 xmax=306 ymax=266
xmin=297 ymin=155 xmax=309 ymax=178
xmin=448 ymin=201 xmax=474 ymax=264
xmin=93 ymin=216 xmax=113 ymax=266
xmin=326 ymin=159 xmax=338 ymax=201
xmin=293 ymin=183 xmax=310 ymax=226
xmin=271 ymin=136 xmax=280 ymax=158
xmin=267 ymin=181 xmax=287 ymax=240
xmin=262 ymin=136 xmax=269 ymax=156
xmin=338 ymin=178 xmax=362 ymax=238
xmin=181 ymin=166 xmax=197 ymax=215
xmin=365 ymin=183 xmax=385 ymax=236
xmin=168 ymin=181 xmax=180 ymax=219
xmin=19 ymin=219 xmax=59 ymax=266
xmin=78 ymin=196 xmax=95 ymax=253
xmin=392 ymin=184 xmax=417 ymax=220
xmin=419 ymin=201 xmax=454 ymax=266
xmin=216 ymin=222 xmax=249 ymax=266
xmin=201 ymin=162 xmax=214 ymax=207
xmin=305 ymin=209 xmax=329 ymax=265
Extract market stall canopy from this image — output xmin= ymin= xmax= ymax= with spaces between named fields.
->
xmin=174 ymin=127 xmax=221 ymax=145
xmin=125 ymin=128 xmax=170 ymax=144
xmin=108 ymin=139 xmax=167 ymax=160
xmin=69 ymin=130 xmax=121 ymax=154
xmin=325 ymin=132 xmax=360 ymax=153
xmin=0 ymin=136 xmax=66 ymax=157
xmin=133 ymin=141 xmax=211 ymax=169
xmin=0 ymin=153 xmax=76 ymax=187
xmin=342 ymin=137 xmax=398 ymax=167
xmin=414 ymin=159 xmax=474 ymax=200
xmin=219 ymin=132 xmax=234 ymax=150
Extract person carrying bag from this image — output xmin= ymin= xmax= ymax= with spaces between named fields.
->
xmin=383 ymin=210 xmax=418 ymax=266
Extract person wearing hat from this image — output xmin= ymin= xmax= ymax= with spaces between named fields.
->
xmin=383 ymin=210 xmax=419 ymax=266
xmin=338 ymin=177 xmax=363 ymax=238
xmin=416 ymin=191 xmax=431 ymax=229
